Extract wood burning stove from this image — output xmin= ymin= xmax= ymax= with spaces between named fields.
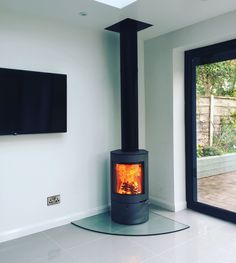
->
xmin=111 ymin=150 xmax=149 ymax=224
xmin=106 ymin=19 xmax=152 ymax=225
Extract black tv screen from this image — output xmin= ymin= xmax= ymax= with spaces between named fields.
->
xmin=0 ymin=68 xmax=67 ymax=135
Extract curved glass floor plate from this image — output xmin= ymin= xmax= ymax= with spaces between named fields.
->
xmin=72 ymin=210 xmax=189 ymax=236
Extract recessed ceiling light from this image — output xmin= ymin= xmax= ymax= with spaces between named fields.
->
xmin=94 ymin=0 xmax=137 ymax=9
xmin=79 ymin=11 xmax=88 ymax=16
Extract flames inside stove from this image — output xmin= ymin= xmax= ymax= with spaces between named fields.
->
xmin=114 ymin=163 xmax=143 ymax=195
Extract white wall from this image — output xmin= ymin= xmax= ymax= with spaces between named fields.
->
xmin=145 ymin=10 xmax=236 ymax=211
xmin=0 ymin=11 xmax=122 ymax=242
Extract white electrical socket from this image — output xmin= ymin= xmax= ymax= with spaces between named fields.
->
xmin=47 ymin=195 xmax=61 ymax=206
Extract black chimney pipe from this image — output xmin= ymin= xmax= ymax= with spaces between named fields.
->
xmin=106 ymin=19 xmax=152 ymax=151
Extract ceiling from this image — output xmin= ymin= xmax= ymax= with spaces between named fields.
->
xmin=0 ymin=0 xmax=236 ymax=39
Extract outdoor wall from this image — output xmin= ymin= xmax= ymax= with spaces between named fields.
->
xmin=198 ymin=153 xmax=236 ymax=178
xmin=197 ymin=96 xmax=236 ymax=146
xmin=145 ymin=10 xmax=236 ymax=211
xmin=0 ymin=11 xmax=122 ymax=242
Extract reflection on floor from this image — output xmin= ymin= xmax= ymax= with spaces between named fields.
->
xmin=0 ymin=207 xmax=235 ymax=263
xmin=198 ymin=171 xmax=236 ymax=212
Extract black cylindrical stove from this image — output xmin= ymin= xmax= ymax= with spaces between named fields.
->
xmin=106 ymin=19 xmax=152 ymax=225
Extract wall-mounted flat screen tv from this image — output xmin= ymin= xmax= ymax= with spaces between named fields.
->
xmin=0 ymin=68 xmax=67 ymax=135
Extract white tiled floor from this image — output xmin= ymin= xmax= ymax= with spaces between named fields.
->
xmin=0 ymin=207 xmax=235 ymax=263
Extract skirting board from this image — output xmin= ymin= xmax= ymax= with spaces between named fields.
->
xmin=150 ymin=196 xmax=187 ymax=212
xmin=0 ymin=205 xmax=109 ymax=243
xmin=0 ymin=199 xmax=186 ymax=243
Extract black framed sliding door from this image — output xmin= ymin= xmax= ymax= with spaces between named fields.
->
xmin=185 ymin=39 xmax=236 ymax=223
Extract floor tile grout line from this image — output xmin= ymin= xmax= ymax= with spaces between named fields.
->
xmin=158 ymin=238 xmax=197 ymax=257
xmin=65 ymin=233 xmax=111 ymax=251
xmin=131 ymin=237 xmax=162 ymax=255
xmin=150 ymin=209 xmax=190 ymax=227
xmin=42 ymin=227 xmax=109 ymax=251
xmin=66 ymin=234 xmax=160 ymax=263
xmin=155 ymin=233 xmax=218 ymax=259
xmin=152 ymin=207 xmax=233 ymax=230
xmin=1 ymin=232 xmax=74 ymax=263
xmin=42 ymin=231 xmax=67 ymax=251
xmin=135 ymin=231 xmax=204 ymax=259
xmin=140 ymin=255 xmax=164 ymax=263
xmin=42 ymin=231 xmax=82 ymax=262
xmin=141 ymin=254 xmax=172 ymax=263
xmin=155 ymin=235 xmax=236 ymax=263
xmin=128 ymin=238 xmax=158 ymax=257
xmin=27 ymin=248 xmax=78 ymax=263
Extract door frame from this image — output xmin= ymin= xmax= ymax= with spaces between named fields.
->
xmin=185 ymin=39 xmax=236 ymax=223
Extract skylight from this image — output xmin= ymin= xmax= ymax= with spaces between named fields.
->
xmin=94 ymin=0 xmax=137 ymax=9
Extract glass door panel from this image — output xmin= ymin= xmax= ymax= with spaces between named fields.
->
xmin=185 ymin=39 xmax=236 ymax=223
xmin=196 ymin=60 xmax=236 ymax=212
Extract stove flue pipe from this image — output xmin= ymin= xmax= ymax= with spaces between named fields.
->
xmin=106 ymin=19 xmax=152 ymax=152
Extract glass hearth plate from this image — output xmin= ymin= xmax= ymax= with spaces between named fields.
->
xmin=72 ymin=210 xmax=189 ymax=236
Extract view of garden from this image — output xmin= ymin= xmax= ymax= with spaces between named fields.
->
xmin=197 ymin=59 xmax=236 ymax=157
xmin=196 ymin=59 xmax=236 ymax=212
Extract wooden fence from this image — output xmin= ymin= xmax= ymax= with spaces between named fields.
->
xmin=197 ymin=95 xmax=236 ymax=147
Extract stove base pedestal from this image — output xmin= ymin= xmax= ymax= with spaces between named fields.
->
xmin=111 ymin=200 xmax=149 ymax=225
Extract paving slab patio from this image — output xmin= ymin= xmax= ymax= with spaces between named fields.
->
xmin=198 ymin=171 xmax=236 ymax=212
